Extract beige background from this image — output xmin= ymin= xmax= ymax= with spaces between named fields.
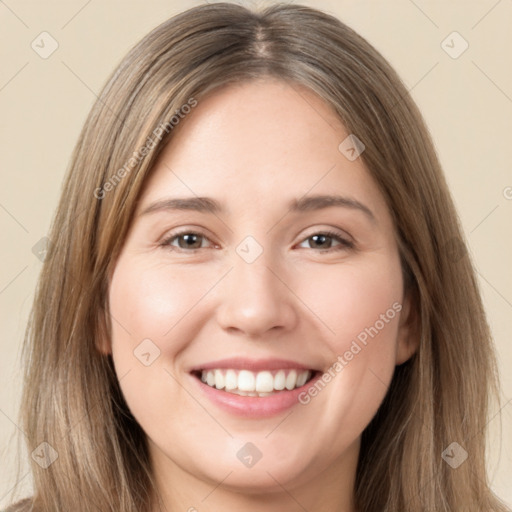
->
xmin=1 ymin=0 xmax=511 ymax=506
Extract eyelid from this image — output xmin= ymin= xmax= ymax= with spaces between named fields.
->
xmin=159 ymin=226 xmax=355 ymax=253
xmin=296 ymin=229 xmax=354 ymax=252
xmin=159 ymin=228 xmax=216 ymax=250
xmin=300 ymin=225 xmax=354 ymax=244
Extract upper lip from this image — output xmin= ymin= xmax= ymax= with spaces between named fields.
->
xmin=189 ymin=357 xmax=320 ymax=373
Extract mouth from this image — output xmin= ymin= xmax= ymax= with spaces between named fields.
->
xmin=190 ymin=368 xmax=319 ymax=398
xmin=188 ymin=358 xmax=323 ymax=417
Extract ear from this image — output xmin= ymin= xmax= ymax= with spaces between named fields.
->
xmin=95 ymin=301 xmax=112 ymax=356
xmin=395 ymin=291 xmax=419 ymax=365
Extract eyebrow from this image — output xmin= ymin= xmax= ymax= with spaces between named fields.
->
xmin=139 ymin=194 xmax=376 ymax=223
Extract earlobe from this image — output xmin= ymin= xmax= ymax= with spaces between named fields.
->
xmin=395 ymin=292 xmax=419 ymax=365
xmin=95 ymin=306 xmax=112 ymax=355
xmin=96 ymin=335 xmax=112 ymax=356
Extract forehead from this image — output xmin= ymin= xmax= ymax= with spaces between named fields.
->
xmin=137 ymin=78 xmax=388 ymax=221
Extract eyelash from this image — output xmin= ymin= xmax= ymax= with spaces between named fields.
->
xmin=159 ymin=229 xmax=354 ymax=254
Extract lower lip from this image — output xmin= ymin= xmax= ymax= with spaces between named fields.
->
xmin=190 ymin=372 xmax=322 ymax=418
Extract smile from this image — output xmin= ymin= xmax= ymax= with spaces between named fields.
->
xmin=194 ymin=368 xmax=316 ymax=397
xmin=188 ymin=357 xmax=322 ymax=417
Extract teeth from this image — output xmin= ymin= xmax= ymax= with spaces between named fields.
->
xmin=274 ymin=370 xmax=286 ymax=390
xmin=214 ymin=369 xmax=224 ymax=389
xmin=199 ymin=368 xmax=312 ymax=396
xmin=238 ymin=370 xmax=255 ymax=391
xmin=285 ymin=369 xmax=297 ymax=390
xmin=296 ymin=370 xmax=308 ymax=387
xmin=225 ymin=369 xmax=237 ymax=390
xmin=255 ymin=371 xmax=274 ymax=393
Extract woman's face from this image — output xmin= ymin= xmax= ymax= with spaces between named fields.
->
xmin=105 ymin=78 xmax=416 ymax=498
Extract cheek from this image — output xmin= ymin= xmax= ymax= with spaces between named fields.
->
xmin=294 ymin=255 xmax=403 ymax=438
xmin=298 ymin=255 xmax=404 ymax=352
xmin=106 ymin=259 xmax=198 ymax=408
xmin=107 ymin=259 xmax=206 ymax=428
xmin=109 ymin=250 xmax=404 ymax=372
xmin=108 ymin=258 xmax=213 ymax=351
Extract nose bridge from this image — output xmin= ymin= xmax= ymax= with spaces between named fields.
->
xmin=216 ymin=239 xmax=297 ymax=336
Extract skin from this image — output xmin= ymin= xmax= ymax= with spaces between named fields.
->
xmin=100 ymin=78 xmax=418 ymax=512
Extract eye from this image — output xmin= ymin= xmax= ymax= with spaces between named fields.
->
xmin=297 ymin=230 xmax=354 ymax=253
xmin=160 ymin=230 xmax=213 ymax=251
xmin=159 ymin=229 xmax=354 ymax=253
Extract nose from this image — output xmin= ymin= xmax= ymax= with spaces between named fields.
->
xmin=215 ymin=250 xmax=298 ymax=338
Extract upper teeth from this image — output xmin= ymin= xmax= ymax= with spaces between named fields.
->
xmin=200 ymin=369 xmax=312 ymax=395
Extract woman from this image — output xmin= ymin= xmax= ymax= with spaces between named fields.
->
xmin=5 ymin=2 xmax=510 ymax=511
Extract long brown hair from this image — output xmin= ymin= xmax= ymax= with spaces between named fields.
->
xmin=7 ymin=2 xmax=510 ymax=511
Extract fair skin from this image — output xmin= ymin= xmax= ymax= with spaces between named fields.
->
xmin=100 ymin=78 xmax=418 ymax=512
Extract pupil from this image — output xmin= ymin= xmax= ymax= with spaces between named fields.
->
xmin=178 ymin=234 xmax=332 ymax=250
xmin=312 ymin=234 xmax=329 ymax=248
xmin=182 ymin=234 xmax=199 ymax=248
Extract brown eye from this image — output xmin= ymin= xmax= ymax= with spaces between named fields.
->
xmin=298 ymin=231 xmax=354 ymax=252
xmin=159 ymin=229 xmax=353 ymax=254
xmin=160 ymin=231 xmax=211 ymax=251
